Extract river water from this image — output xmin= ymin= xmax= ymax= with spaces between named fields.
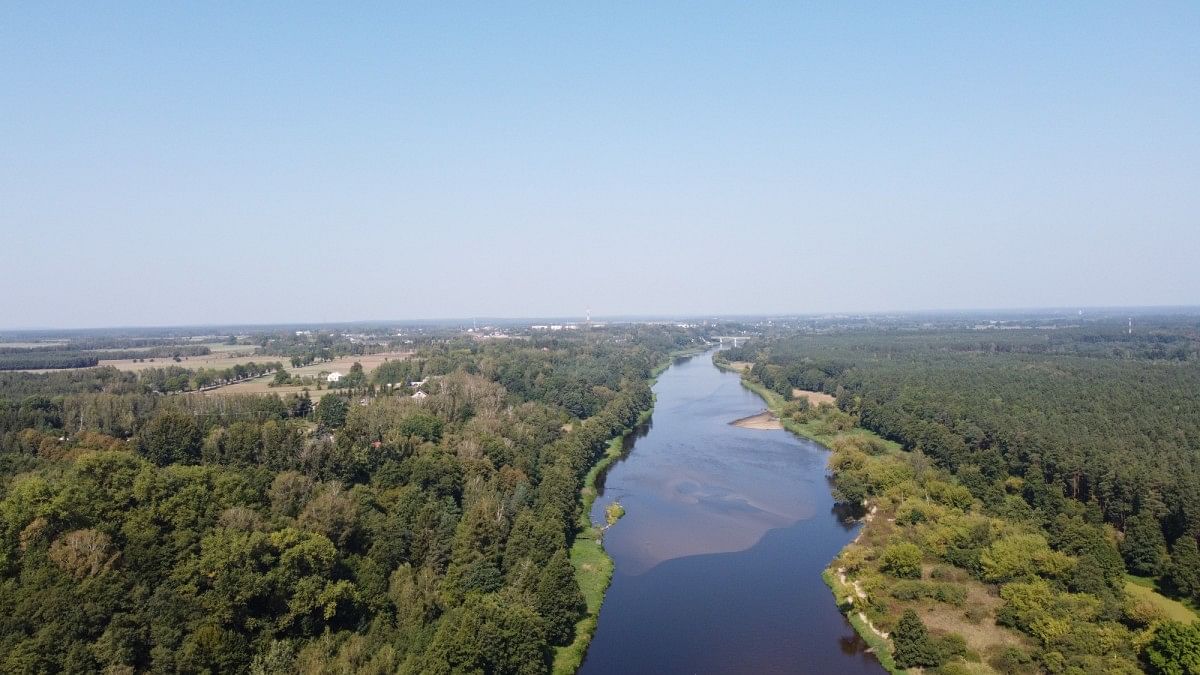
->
xmin=579 ymin=351 xmax=885 ymax=674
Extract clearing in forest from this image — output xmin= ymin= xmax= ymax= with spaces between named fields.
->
xmin=208 ymin=351 xmax=412 ymax=397
xmin=792 ymin=388 xmax=836 ymax=407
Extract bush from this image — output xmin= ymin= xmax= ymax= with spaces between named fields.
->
xmin=892 ymin=609 xmax=941 ymax=668
xmin=934 ymin=632 xmax=968 ymax=662
xmin=882 ymin=542 xmax=924 ymax=579
xmin=963 ymin=604 xmax=989 ymax=624
xmin=889 ymin=580 xmax=965 ymax=606
xmin=1145 ymin=620 xmax=1200 ymax=675
xmin=890 ymin=580 xmax=929 ymax=601
xmin=988 ymin=646 xmax=1035 ymax=674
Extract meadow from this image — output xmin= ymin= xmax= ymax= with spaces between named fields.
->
xmin=208 ymin=351 xmax=412 ymax=398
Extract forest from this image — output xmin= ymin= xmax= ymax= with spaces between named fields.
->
xmin=0 ymin=343 xmax=214 ymax=371
xmin=0 ymin=326 xmax=694 ymax=673
xmin=722 ymin=319 xmax=1200 ymax=674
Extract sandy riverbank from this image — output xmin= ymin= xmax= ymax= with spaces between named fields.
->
xmin=730 ymin=410 xmax=783 ymax=430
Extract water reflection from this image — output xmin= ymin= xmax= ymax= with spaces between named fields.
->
xmin=831 ymin=501 xmax=868 ymax=529
xmin=591 ymin=419 xmax=650 ymax=497
xmin=580 ymin=351 xmax=884 ymax=675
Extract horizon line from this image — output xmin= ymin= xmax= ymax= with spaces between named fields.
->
xmin=2 ymin=304 xmax=1198 ymax=334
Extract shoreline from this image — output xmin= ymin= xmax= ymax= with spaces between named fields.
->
xmin=552 ymin=346 xmax=706 ymax=674
xmin=729 ymin=410 xmax=783 ymax=429
xmin=714 ymin=355 xmax=903 ymax=673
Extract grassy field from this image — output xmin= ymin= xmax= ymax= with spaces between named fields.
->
xmin=105 ymin=347 xmax=267 ymax=372
xmin=206 ymin=351 xmax=412 ymax=397
xmin=1126 ymin=575 xmax=1199 ymax=623
xmin=13 ymin=343 xmax=267 ymax=374
xmin=0 ymin=341 xmax=69 ymax=349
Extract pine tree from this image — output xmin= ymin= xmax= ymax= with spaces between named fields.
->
xmin=504 ymin=509 xmax=566 ymax=576
xmin=535 ymin=549 xmax=585 ymax=646
xmin=1167 ymin=535 xmax=1200 ymax=601
xmin=892 ymin=609 xmax=941 ymax=668
xmin=1122 ymin=513 xmax=1169 ymax=577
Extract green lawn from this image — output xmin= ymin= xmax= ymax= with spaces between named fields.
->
xmin=1126 ymin=575 xmax=1199 ymax=623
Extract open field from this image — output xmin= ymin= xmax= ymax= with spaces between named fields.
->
xmin=192 ymin=342 xmax=249 ymax=354
xmin=12 ymin=343 xmax=266 ymax=373
xmin=206 ymin=351 xmax=412 ymax=397
xmin=101 ymin=348 xmax=267 ymax=372
xmin=0 ymin=341 xmax=69 ymax=349
xmin=792 ymin=388 xmax=836 ymax=407
xmin=1126 ymin=576 xmax=1199 ymax=623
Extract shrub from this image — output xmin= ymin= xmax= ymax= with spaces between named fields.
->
xmin=934 ymin=632 xmax=968 ymax=662
xmin=882 ymin=542 xmax=924 ymax=579
xmin=988 ymin=646 xmax=1035 ymax=674
xmin=892 ymin=609 xmax=941 ymax=668
xmin=1145 ymin=621 xmax=1200 ymax=675
xmin=889 ymin=580 xmax=965 ymax=606
xmin=963 ymin=604 xmax=989 ymax=624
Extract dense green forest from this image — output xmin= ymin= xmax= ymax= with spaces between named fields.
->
xmin=723 ymin=320 xmax=1200 ymax=673
xmin=0 ymin=327 xmax=695 ymax=673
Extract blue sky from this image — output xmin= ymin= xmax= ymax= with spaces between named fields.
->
xmin=2 ymin=2 xmax=1197 ymax=327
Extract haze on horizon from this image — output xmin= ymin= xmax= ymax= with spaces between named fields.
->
xmin=2 ymin=3 xmax=1198 ymax=330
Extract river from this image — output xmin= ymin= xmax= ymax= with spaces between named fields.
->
xmin=578 ymin=351 xmax=885 ymax=674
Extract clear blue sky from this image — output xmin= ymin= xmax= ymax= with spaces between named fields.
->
xmin=2 ymin=2 xmax=1197 ymax=328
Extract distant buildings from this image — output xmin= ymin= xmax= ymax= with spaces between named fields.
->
xmin=326 ymin=372 xmax=342 ymax=383
xmin=411 ymin=390 xmax=428 ymax=400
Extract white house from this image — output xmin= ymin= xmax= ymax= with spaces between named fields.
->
xmin=411 ymin=390 xmax=428 ymax=400
xmin=326 ymin=372 xmax=343 ymax=383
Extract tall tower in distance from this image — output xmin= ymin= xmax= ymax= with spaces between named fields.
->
xmin=1128 ymin=317 xmax=1132 ymax=335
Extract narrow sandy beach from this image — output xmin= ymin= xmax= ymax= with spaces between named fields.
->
xmin=730 ymin=410 xmax=783 ymax=430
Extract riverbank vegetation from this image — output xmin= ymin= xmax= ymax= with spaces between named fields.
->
xmin=551 ymin=348 xmax=700 ymax=674
xmin=719 ymin=318 xmax=1200 ymax=674
xmin=0 ymin=326 xmax=700 ymax=673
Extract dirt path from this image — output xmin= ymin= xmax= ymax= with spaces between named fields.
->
xmin=836 ymin=505 xmax=890 ymax=643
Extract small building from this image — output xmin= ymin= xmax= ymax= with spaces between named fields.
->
xmin=411 ymin=390 xmax=428 ymax=400
xmin=409 ymin=378 xmax=427 ymax=388
xmin=326 ymin=372 xmax=343 ymax=383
